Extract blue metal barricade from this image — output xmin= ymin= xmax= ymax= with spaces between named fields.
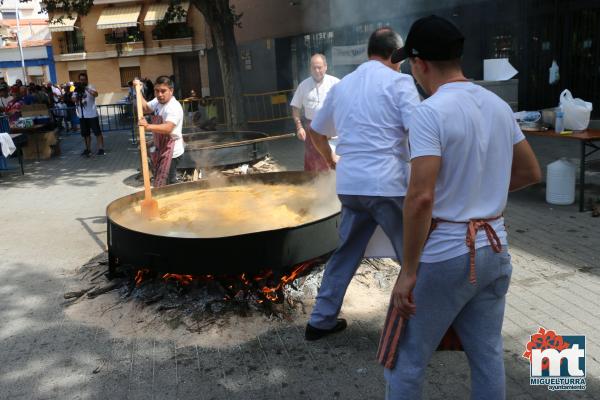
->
xmin=49 ymin=106 xmax=78 ymax=134
xmin=96 ymin=103 xmax=135 ymax=142
xmin=49 ymin=103 xmax=135 ymax=141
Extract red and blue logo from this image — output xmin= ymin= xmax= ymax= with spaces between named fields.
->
xmin=523 ymin=327 xmax=586 ymax=391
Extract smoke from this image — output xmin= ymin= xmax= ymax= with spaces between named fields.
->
xmin=291 ymin=0 xmax=493 ymax=82
xmin=110 ymin=172 xmax=341 ymax=239
xmin=326 ymin=0 xmax=489 ymax=31
xmin=298 ymin=0 xmax=490 ymax=73
xmin=305 ymin=171 xmax=341 ymax=219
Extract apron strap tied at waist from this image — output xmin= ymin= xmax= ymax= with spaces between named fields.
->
xmin=429 ymin=215 xmax=503 ymax=284
xmin=377 ymin=215 xmax=504 ymax=369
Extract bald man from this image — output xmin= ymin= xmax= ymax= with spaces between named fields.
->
xmin=290 ymin=54 xmax=340 ymax=171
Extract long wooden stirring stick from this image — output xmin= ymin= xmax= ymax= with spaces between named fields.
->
xmin=134 ymin=82 xmax=159 ymax=219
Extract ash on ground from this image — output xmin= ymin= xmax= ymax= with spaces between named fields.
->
xmin=63 ymin=253 xmax=400 ymax=343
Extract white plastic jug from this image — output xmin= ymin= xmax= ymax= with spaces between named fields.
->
xmin=559 ymin=89 xmax=593 ymax=131
xmin=546 ymin=158 xmax=576 ymax=205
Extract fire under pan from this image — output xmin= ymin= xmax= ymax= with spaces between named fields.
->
xmin=179 ymin=130 xmax=269 ymax=169
xmin=106 ymin=171 xmax=340 ymax=277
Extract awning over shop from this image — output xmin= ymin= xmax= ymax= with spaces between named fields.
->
xmin=48 ymin=14 xmax=78 ymax=32
xmin=96 ymin=5 xmax=142 ymax=30
xmin=143 ymin=2 xmax=189 ymax=26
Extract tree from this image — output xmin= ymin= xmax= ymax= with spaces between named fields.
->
xmin=42 ymin=0 xmax=247 ymax=129
xmin=191 ymin=0 xmax=246 ymax=130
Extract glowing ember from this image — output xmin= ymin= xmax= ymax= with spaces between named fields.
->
xmin=259 ymin=261 xmax=314 ymax=302
xmin=133 ymin=260 xmax=320 ymax=303
xmin=135 ymin=269 xmax=150 ymax=286
xmin=162 ymin=273 xmax=194 ymax=286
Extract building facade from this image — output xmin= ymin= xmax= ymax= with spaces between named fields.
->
xmin=224 ymin=0 xmax=599 ymax=118
xmin=49 ymin=0 xmax=211 ymax=105
xmin=0 ymin=0 xmax=55 ymax=85
xmin=43 ymin=0 xmax=599 ymax=116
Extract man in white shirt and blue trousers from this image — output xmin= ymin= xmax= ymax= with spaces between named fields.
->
xmin=378 ymin=16 xmax=541 ymax=399
xmin=304 ymin=27 xmax=421 ymax=341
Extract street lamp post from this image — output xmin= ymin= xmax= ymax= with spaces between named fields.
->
xmin=15 ymin=2 xmax=27 ymax=84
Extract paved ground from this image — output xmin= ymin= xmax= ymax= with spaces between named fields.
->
xmin=1 ymin=128 xmax=599 ymax=399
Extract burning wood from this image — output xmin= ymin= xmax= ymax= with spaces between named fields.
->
xmin=132 ymin=259 xmax=321 ymax=304
xmin=64 ymin=253 xmax=401 ymax=344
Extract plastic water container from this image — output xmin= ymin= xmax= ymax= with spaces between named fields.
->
xmin=546 ymin=158 xmax=576 ymax=205
xmin=554 ymin=106 xmax=564 ymax=133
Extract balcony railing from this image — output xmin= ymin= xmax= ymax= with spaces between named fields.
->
xmin=152 ymin=23 xmax=192 ymax=40
xmin=59 ymin=38 xmax=85 ymax=54
xmin=105 ymin=29 xmax=144 ymax=44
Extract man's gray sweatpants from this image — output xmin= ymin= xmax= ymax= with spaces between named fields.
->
xmin=384 ymin=246 xmax=513 ymax=400
xmin=309 ymin=194 xmax=404 ymax=330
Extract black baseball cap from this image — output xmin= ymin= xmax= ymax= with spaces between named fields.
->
xmin=391 ymin=15 xmax=464 ymax=63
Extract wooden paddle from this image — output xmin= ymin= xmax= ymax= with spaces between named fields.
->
xmin=134 ymin=82 xmax=159 ymax=219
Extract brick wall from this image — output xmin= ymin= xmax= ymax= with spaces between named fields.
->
xmin=139 ymin=54 xmax=173 ymax=82
xmin=87 ymin=59 xmax=127 ymax=104
xmin=232 ymin=0 xmax=331 ymax=43
xmin=50 ymin=1 xmax=209 ymax=105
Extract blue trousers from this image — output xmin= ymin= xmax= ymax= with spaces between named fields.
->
xmin=309 ymin=195 xmax=404 ymax=330
xmin=384 ymin=246 xmax=513 ymax=400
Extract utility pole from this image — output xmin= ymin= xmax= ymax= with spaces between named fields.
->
xmin=15 ymin=2 xmax=27 ymax=84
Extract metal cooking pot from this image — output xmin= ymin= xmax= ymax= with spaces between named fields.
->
xmin=179 ymin=130 xmax=269 ymax=169
xmin=106 ymin=171 xmax=340 ymax=276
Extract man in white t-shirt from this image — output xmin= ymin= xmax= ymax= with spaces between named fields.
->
xmin=47 ymin=82 xmax=62 ymax=104
xmin=72 ymin=73 xmax=104 ymax=156
xmin=290 ymin=54 xmax=340 ymax=171
xmin=304 ymin=28 xmax=420 ymax=341
xmin=378 ymin=16 xmax=541 ymax=399
xmin=0 ymin=87 xmax=13 ymax=112
xmin=136 ymin=76 xmax=184 ymax=187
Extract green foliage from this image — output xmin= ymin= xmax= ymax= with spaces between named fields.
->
xmin=40 ymin=0 xmax=95 ymax=19
xmin=155 ymin=0 xmax=188 ymax=32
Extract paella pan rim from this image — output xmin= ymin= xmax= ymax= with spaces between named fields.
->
xmin=106 ymin=209 xmax=340 ymax=241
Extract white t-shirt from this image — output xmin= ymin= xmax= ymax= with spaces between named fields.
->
xmin=72 ymin=84 xmax=98 ymax=118
xmin=409 ymin=82 xmax=526 ymax=263
xmin=311 ymin=60 xmax=420 ymax=196
xmin=290 ymin=74 xmax=340 ymax=121
xmin=148 ymin=97 xmax=185 ymax=158
xmin=0 ymin=96 xmax=13 ymax=109
xmin=51 ymin=86 xmax=62 ymax=103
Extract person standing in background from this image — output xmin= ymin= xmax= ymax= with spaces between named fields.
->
xmin=290 ymin=54 xmax=340 ymax=171
xmin=0 ymin=87 xmax=13 ymax=112
xmin=73 ymin=73 xmax=104 ymax=156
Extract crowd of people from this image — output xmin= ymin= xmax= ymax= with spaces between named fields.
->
xmin=0 ymin=73 xmax=106 ymax=156
xmin=0 ymin=76 xmax=80 ymax=128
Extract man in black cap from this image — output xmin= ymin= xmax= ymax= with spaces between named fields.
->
xmin=377 ymin=15 xmax=541 ymax=399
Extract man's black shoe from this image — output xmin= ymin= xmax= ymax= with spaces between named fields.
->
xmin=81 ymin=149 xmax=91 ymax=157
xmin=305 ymin=319 xmax=347 ymax=341
xmin=97 ymin=149 xmax=105 ymax=156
